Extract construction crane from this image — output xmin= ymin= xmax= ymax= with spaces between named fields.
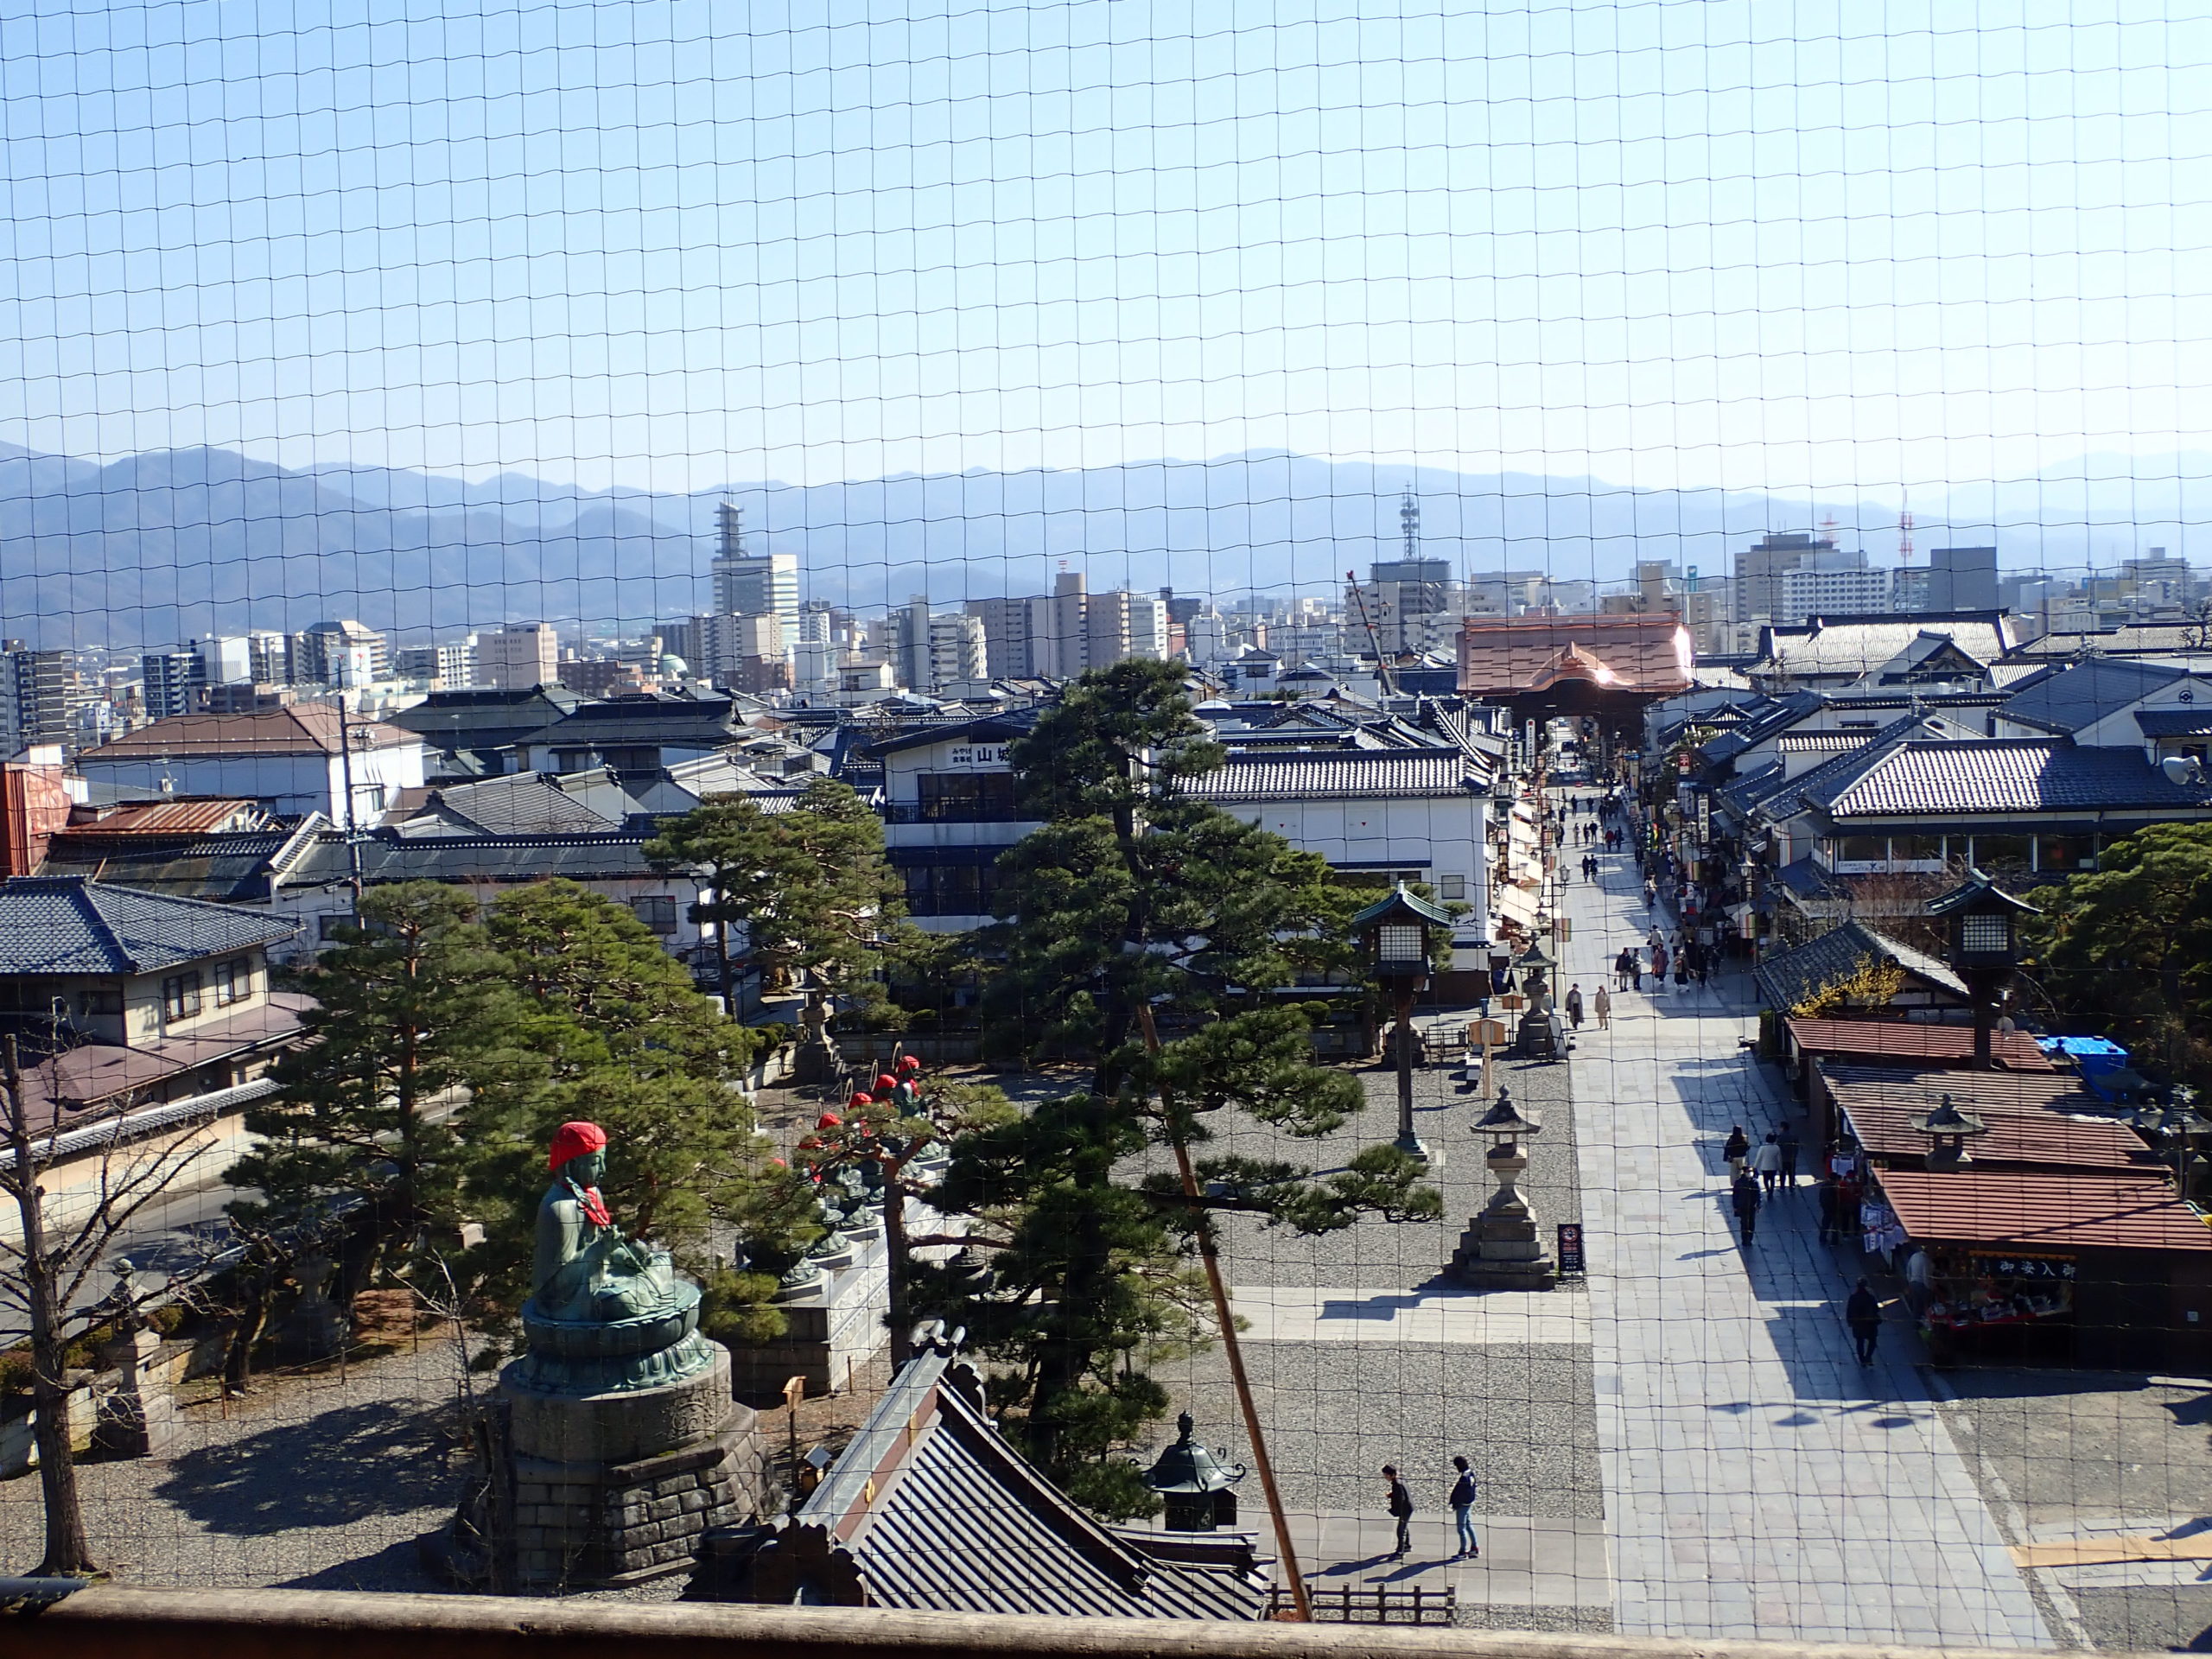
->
xmin=1346 ymin=569 xmax=1400 ymax=697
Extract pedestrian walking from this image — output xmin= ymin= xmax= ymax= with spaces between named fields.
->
xmin=1847 ymin=1278 xmax=1883 ymax=1365
xmin=1382 ymin=1465 xmax=1414 ymax=1559
xmin=1566 ymin=983 xmax=1585 ymax=1029
xmin=1614 ymin=948 xmax=1636 ymax=991
xmin=1732 ymin=1169 xmax=1762 ymax=1246
xmin=1753 ymin=1132 xmax=1784 ymax=1196
xmin=1643 ymin=875 xmax=1657 ymax=908
xmin=1816 ymin=1173 xmax=1842 ymax=1243
xmin=1650 ymin=942 xmax=1669 ymax=986
xmin=1448 ymin=1456 xmax=1480 ymax=1559
xmin=1723 ymin=1124 xmax=1751 ymax=1179
xmin=1593 ymin=984 xmax=1611 ymax=1029
xmin=1778 ymin=1123 xmax=1801 ymax=1185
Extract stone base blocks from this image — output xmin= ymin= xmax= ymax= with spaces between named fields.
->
xmin=501 ymin=1343 xmax=776 ymax=1589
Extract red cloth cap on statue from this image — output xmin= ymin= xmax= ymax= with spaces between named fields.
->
xmin=816 ymin=1111 xmax=842 ymax=1130
xmin=547 ymin=1121 xmax=608 ymax=1173
xmin=874 ymin=1074 xmax=899 ymax=1093
xmin=849 ymin=1092 xmax=874 ymax=1109
xmin=896 ymin=1056 xmax=921 ymax=1074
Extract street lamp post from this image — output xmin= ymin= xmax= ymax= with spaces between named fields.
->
xmin=1351 ymin=883 xmax=1452 ymax=1163
xmin=1928 ymin=868 xmax=2043 ymax=1069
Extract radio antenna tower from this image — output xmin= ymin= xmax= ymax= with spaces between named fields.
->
xmin=1897 ymin=495 xmax=1916 ymax=562
xmin=1401 ymin=486 xmax=1420 ymax=563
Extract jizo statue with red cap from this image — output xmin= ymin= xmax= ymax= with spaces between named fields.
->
xmin=531 ymin=1120 xmax=677 ymax=1323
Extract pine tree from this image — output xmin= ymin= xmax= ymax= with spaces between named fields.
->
xmin=228 ymin=883 xmax=522 ymax=1295
xmin=645 ymin=779 xmax=902 ymax=1030
xmin=456 ymin=879 xmax=811 ymax=1339
xmin=929 ymin=659 xmax=1440 ymax=1516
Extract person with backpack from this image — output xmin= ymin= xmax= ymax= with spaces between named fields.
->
xmin=1382 ymin=1465 xmax=1414 ymax=1559
xmin=1447 ymin=1455 xmax=1480 ymax=1559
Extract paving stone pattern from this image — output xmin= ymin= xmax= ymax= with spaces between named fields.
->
xmin=1560 ymin=833 xmax=2050 ymax=1646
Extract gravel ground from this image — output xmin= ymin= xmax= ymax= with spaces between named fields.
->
xmin=0 ymin=1337 xmax=479 ymax=1590
xmin=1135 ymin=1046 xmax=1605 ymax=1529
xmin=1931 ymin=1367 xmax=2212 ymax=1651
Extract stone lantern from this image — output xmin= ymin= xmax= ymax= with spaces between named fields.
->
xmin=1141 ymin=1412 xmax=1245 ymax=1531
xmin=1909 ymin=1092 xmax=1990 ymax=1172
xmin=1351 ymin=883 xmax=1452 ymax=1162
xmin=1927 ymin=869 xmax=2041 ymax=1068
xmin=1450 ymin=1087 xmax=1558 ymax=1290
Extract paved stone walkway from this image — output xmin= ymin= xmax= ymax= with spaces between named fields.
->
xmin=1557 ymin=826 xmax=2050 ymax=1645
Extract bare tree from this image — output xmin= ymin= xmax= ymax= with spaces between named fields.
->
xmin=0 ymin=1034 xmax=220 ymax=1577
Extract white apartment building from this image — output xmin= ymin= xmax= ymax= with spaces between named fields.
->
xmin=477 ymin=622 xmax=562 ymax=690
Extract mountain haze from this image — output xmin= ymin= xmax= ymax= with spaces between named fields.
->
xmin=0 ymin=442 xmax=2197 ymax=652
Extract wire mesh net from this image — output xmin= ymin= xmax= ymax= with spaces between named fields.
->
xmin=0 ymin=0 xmax=2209 ymax=1649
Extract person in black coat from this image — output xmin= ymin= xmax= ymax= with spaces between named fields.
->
xmin=1731 ymin=1170 xmax=1762 ymax=1245
xmin=1847 ymin=1278 xmax=1883 ymax=1365
xmin=1722 ymin=1125 xmax=1751 ymax=1179
xmin=1816 ymin=1173 xmax=1842 ymax=1243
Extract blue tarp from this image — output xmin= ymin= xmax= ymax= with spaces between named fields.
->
xmin=2037 ymin=1034 xmax=2132 ymax=1093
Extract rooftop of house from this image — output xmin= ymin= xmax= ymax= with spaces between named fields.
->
xmin=383 ymin=683 xmax=586 ymax=747
xmin=1786 ymin=1018 xmax=2056 ymax=1071
xmin=0 ymin=874 xmax=300 ymax=975
xmin=1993 ymin=655 xmax=2201 ymax=735
xmin=1875 ymin=1166 xmax=2212 ymax=1254
xmin=62 ymin=798 xmax=269 ymax=837
xmin=35 ymin=829 xmax=302 ymax=903
xmin=1456 ymin=612 xmax=1694 ymax=698
xmin=726 ymin=1332 xmax=1269 ymax=1619
xmin=1752 ymin=919 xmax=1969 ymax=1013
xmin=518 ymin=691 xmax=752 ymax=751
xmin=1753 ymin=613 xmax=2018 ymax=683
xmin=1820 ymin=1064 xmax=2144 ymax=1174
xmin=1183 ymin=748 xmax=1490 ymax=801
xmin=1808 ymin=738 xmax=2212 ymax=820
xmin=78 ymin=703 xmax=417 ymax=761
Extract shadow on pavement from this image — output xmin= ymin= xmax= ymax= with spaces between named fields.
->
xmin=155 ymin=1398 xmax=458 ymax=1535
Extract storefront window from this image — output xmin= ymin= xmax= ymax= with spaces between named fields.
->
xmin=1834 ymin=835 xmax=1888 ymax=864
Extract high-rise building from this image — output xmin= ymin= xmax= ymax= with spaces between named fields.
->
xmin=1732 ymin=532 xmax=1838 ymax=624
xmin=290 ymin=620 xmax=390 ymax=686
xmin=141 ymin=651 xmax=207 ymax=718
xmin=395 ymin=639 xmax=477 ymax=687
xmin=195 ymin=636 xmax=255 ymax=685
xmin=477 ymin=623 xmax=561 ymax=690
xmin=700 ymin=611 xmax=784 ymax=681
xmin=708 ymin=504 xmax=800 ymax=641
xmin=1926 ymin=545 xmax=1999 ymax=613
xmin=246 ymin=630 xmax=290 ymax=685
xmin=966 ymin=595 xmax=1046 ymax=679
xmin=1182 ymin=612 xmax=1230 ymax=667
xmin=1 ymin=644 xmax=79 ymax=756
xmin=926 ymin=612 xmax=988 ymax=694
xmin=1777 ymin=566 xmax=1894 ymax=621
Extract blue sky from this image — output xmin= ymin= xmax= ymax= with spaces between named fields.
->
xmin=0 ymin=0 xmax=2205 ymax=499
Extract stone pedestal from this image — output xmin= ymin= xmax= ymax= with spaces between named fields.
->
xmin=504 ymin=1343 xmax=774 ymax=1588
xmin=92 ymin=1329 xmax=181 ymax=1459
xmin=431 ymin=1278 xmax=779 ymax=1592
xmin=1449 ymin=1141 xmax=1558 ymax=1291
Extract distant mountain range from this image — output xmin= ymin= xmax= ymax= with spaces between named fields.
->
xmin=1 ymin=441 xmax=2203 ymax=652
